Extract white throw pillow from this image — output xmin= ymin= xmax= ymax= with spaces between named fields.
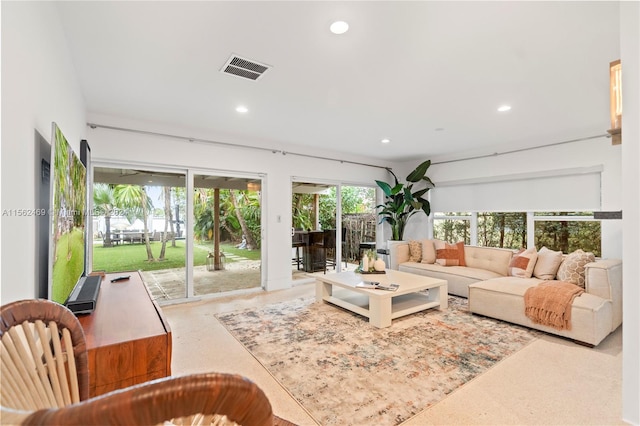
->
xmin=533 ymin=246 xmax=564 ymax=280
xmin=420 ymin=239 xmax=436 ymax=264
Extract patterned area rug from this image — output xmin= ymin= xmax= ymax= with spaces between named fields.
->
xmin=216 ymin=296 xmax=539 ymax=426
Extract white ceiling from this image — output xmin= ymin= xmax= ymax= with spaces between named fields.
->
xmin=55 ymin=1 xmax=620 ymax=162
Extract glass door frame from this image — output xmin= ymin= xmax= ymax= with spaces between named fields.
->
xmin=92 ymin=160 xmax=190 ymax=302
xmin=291 ymin=176 xmax=377 ymax=278
xmin=92 ymin=160 xmax=266 ymax=302
xmin=189 ymin=167 xmax=266 ymax=293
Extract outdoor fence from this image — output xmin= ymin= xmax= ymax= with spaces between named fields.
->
xmin=342 ymin=213 xmax=377 ymax=262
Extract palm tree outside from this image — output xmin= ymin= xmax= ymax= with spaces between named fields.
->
xmin=113 ymin=184 xmax=155 ymax=261
xmin=93 ymin=183 xmax=116 ymax=247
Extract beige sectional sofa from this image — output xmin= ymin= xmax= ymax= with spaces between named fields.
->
xmin=388 ymin=241 xmax=622 ymax=346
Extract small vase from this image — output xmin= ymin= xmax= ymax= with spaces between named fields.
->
xmin=373 ymin=257 xmax=386 ymax=272
xmin=368 ymin=253 xmax=376 ymax=270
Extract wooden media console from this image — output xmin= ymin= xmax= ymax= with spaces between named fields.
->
xmin=78 ymin=272 xmax=172 ymax=396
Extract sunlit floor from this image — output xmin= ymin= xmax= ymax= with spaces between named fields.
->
xmin=142 ymin=257 xmax=359 ymax=304
xmin=142 ymin=261 xmax=262 ymax=303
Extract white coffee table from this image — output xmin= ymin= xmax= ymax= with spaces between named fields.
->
xmin=315 ymin=270 xmax=448 ymax=328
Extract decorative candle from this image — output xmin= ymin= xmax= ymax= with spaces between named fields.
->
xmin=362 ymin=256 xmax=369 ymax=272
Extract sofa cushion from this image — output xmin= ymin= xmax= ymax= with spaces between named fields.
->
xmin=400 ymin=262 xmax=504 ymax=281
xmin=534 ymin=246 xmax=564 ymax=280
xmin=434 ymin=240 xmax=466 ymax=266
xmin=557 ymin=249 xmax=596 ymax=288
xmin=508 ymin=247 xmax=538 ymax=278
xmin=420 ymin=239 xmax=436 ymax=264
xmin=464 ymin=246 xmax=513 ymax=276
xmin=408 ymin=240 xmax=422 ymax=262
xmin=468 ymin=277 xmax=613 ymax=346
xmin=469 ymin=277 xmax=610 ymax=313
xmin=399 ymin=261 xmax=504 ymax=298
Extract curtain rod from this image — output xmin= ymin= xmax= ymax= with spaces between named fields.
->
xmin=87 ymin=122 xmax=391 ymax=171
xmin=432 ymin=133 xmax=609 ymax=165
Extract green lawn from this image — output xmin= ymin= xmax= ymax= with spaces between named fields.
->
xmin=196 ymin=242 xmax=262 ymax=261
xmin=92 ymin=240 xmax=260 ymax=273
xmin=52 ymin=228 xmax=85 ymax=304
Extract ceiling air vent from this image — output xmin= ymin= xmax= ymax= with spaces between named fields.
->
xmin=221 ymin=55 xmax=270 ymax=81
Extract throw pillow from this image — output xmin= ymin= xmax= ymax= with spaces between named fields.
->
xmin=420 ymin=239 xmax=436 ymax=264
xmin=397 ymin=244 xmax=410 ymax=263
xmin=556 ymin=249 xmax=596 ymax=288
xmin=508 ymin=247 xmax=538 ymax=278
xmin=533 ymin=246 xmax=564 ymax=280
xmin=408 ymin=240 xmax=422 ymax=262
xmin=434 ymin=240 xmax=466 ymax=266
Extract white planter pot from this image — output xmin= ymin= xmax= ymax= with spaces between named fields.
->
xmin=386 ymin=240 xmax=406 ymax=270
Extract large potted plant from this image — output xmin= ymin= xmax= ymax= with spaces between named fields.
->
xmin=376 ymin=159 xmax=434 ymax=241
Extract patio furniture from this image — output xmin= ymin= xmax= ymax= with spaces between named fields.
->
xmin=292 ymin=230 xmax=305 ymax=270
xmin=323 ymin=228 xmax=348 ymax=270
xmin=304 ymin=231 xmax=327 ymax=273
xmin=359 ymin=240 xmax=376 ymax=260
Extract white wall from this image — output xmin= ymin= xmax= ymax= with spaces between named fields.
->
xmin=1 ymin=2 xmax=87 ymax=303
xmin=84 ymin=114 xmax=394 ymax=291
xmin=402 ymin=137 xmax=623 ymax=259
xmin=620 ymin=1 xmax=640 ymax=423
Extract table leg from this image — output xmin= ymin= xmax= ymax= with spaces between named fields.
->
xmin=431 ymin=284 xmax=448 ymax=310
xmin=316 ymin=281 xmax=332 ymax=302
xmin=369 ymin=297 xmax=392 ymax=328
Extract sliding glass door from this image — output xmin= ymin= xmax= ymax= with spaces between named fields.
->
xmin=192 ymin=173 xmax=262 ymax=296
xmin=93 ymin=165 xmax=264 ymax=303
xmin=291 ymin=181 xmax=376 ymax=280
xmin=92 ymin=166 xmax=187 ymax=301
xmin=340 ymin=185 xmax=377 ymax=266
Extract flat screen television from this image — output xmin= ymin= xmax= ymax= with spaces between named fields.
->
xmin=48 ymin=123 xmax=87 ymax=305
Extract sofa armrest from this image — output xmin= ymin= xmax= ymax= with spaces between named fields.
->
xmin=585 ymin=259 xmax=622 ymax=331
xmin=388 ymin=241 xmax=410 ymax=270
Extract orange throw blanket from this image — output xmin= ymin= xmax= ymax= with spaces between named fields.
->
xmin=524 ymin=281 xmax=584 ymax=330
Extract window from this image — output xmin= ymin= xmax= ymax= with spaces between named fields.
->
xmin=432 ymin=212 xmax=471 ymax=244
xmin=477 ymin=212 xmax=527 ymax=249
xmin=533 ymin=212 xmax=601 ymax=256
xmin=433 ymin=211 xmax=601 ymax=256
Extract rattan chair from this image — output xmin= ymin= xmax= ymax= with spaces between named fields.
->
xmin=0 ymin=299 xmax=294 ymax=426
xmin=0 ymin=299 xmax=89 ymax=412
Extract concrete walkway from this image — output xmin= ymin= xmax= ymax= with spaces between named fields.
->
xmin=142 ymin=252 xmax=262 ymax=303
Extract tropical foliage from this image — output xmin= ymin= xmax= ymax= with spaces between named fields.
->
xmin=292 ymin=186 xmax=376 ymax=262
xmin=193 ymin=188 xmax=261 ymax=248
xmin=93 ymin=183 xmax=262 ymax=270
xmin=93 ymin=184 xmax=116 ymax=246
xmin=292 ymin=186 xmax=375 ymax=231
xmin=376 ymin=160 xmax=434 ymax=241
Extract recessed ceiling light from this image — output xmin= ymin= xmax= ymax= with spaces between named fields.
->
xmin=236 ymin=105 xmax=248 ymax=113
xmin=381 ymin=138 xmax=391 ymax=144
xmin=434 ymin=128 xmax=445 ymax=131
xmin=330 ymin=21 xmax=349 ymax=35
xmin=497 ymin=105 xmax=512 ymax=112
